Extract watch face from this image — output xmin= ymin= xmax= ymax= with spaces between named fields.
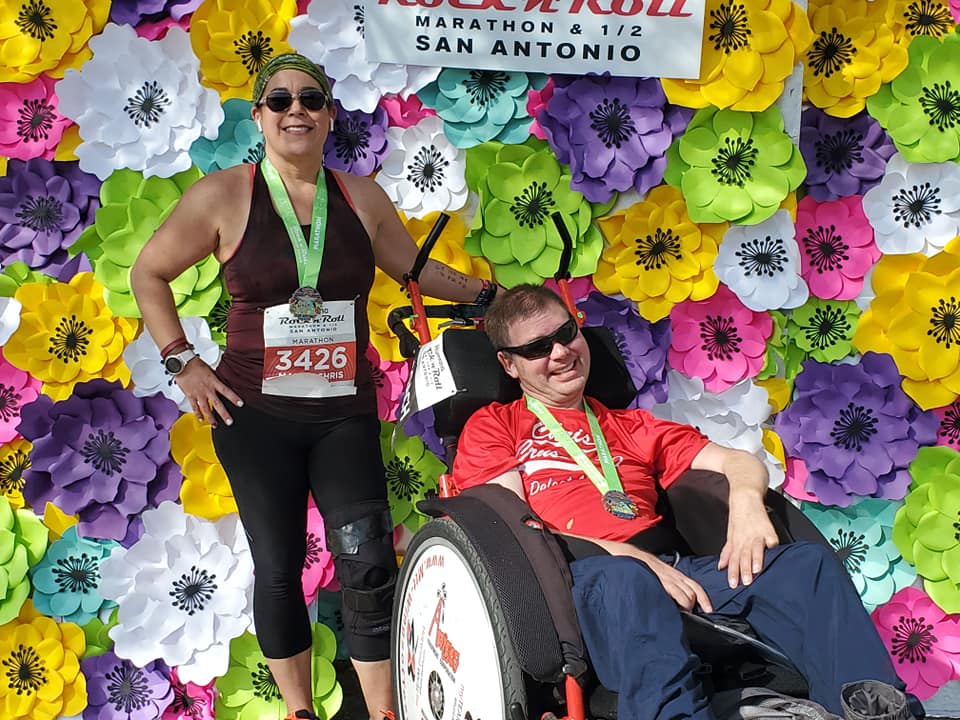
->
xmin=164 ymin=356 xmax=184 ymax=374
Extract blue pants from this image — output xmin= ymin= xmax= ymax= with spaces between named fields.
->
xmin=570 ymin=542 xmax=905 ymax=720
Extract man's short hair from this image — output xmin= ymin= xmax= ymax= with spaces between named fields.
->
xmin=484 ymin=284 xmax=570 ymax=350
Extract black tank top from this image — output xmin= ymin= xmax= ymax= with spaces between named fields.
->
xmin=215 ymin=163 xmax=377 ymax=422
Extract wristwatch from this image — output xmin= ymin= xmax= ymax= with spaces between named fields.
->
xmin=162 ymin=347 xmax=197 ymax=376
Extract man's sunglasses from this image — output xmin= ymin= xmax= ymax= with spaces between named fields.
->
xmin=259 ymin=88 xmax=329 ymax=113
xmin=498 ymin=316 xmax=579 ymax=360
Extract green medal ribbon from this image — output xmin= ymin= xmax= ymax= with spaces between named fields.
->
xmin=261 ymin=157 xmax=328 ymax=289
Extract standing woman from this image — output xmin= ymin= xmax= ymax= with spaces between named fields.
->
xmin=131 ymin=53 xmax=496 ymax=720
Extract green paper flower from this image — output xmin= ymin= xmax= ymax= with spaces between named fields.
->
xmin=867 ymin=32 xmax=960 ymax=163
xmin=787 ymin=298 xmax=859 ymax=363
xmin=893 ymin=445 xmax=960 ymax=613
xmin=664 ymin=105 xmax=806 ymax=225
xmin=0 ymin=496 xmax=49 ymax=625
xmin=216 ymin=624 xmax=341 ymax=720
xmin=464 ymin=138 xmax=608 ymax=287
xmin=759 ymin=309 xmax=806 ymax=382
xmin=82 ymin=607 xmax=119 ymax=659
xmin=206 ymin=286 xmax=232 ymax=347
xmin=69 ymin=166 xmax=223 ymax=318
xmin=190 ymin=99 xmax=265 ymax=173
xmin=380 ymin=421 xmax=444 ymax=530
xmin=0 ymin=261 xmax=55 ymax=298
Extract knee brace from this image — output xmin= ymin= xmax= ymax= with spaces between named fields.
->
xmin=327 ymin=505 xmax=397 ymax=661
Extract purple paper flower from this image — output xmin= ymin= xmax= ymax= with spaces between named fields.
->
xmin=110 ymin=0 xmax=202 ymax=26
xmin=774 ymin=352 xmax=939 ymax=507
xmin=18 ymin=379 xmax=181 ymax=544
xmin=538 ymin=73 xmax=692 ymax=203
xmin=0 ymin=158 xmax=97 ymax=281
xmin=324 ymin=101 xmax=389 ymax=176
xmin=81 ymin=652 xmax=174 ymax=720
xmin=800 ymin=109 xmax=895 ymax=203
xmin=577 ymin=291 xmax=669 ymax=409
xmin=402 ymin=407 xmax=445 ymax=462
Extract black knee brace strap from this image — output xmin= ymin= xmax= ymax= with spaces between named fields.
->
xmin=327 ymin=508 xmax=394 ymax=556
xmin=328 ymin=508 xmax=397 ymax=614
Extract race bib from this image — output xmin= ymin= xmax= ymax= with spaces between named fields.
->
xmin=262 ymin=299 xmax=358 ymax=398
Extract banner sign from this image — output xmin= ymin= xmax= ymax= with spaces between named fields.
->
xmin=363 ymin=0 xmax=706 ymax=79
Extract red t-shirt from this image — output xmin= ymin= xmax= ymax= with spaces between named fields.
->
xmin=453 ymin=397 xmax=710 ymax=542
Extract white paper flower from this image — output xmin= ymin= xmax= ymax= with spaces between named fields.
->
xmin=376 ymin=116 xmax=467 ymax=219
xmin=862 ymin=153 xmax=960 ymax=255
xmin=288 ymin=0 xmax=440 ymax=113
xmin=714 ymin=210 xmax=809 ymax=312
xmin=651 ymin=371 xmax=785 ymax=488
xmin=55 ymin=24 xmax=224 ymax=180
xmin=0 ymin=297 xmax=22 ymax=345
xmin=99 ymin=501 xmax=255 ymax=685
xmin=122 ymin=317 xmax=222 ymax=412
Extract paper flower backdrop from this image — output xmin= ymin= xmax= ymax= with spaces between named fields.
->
xmin=0 ymin=75 xmax=72 ymax=161
xmin=381 ymin=93 xmax=435 ymax=129
xmin=785 ymin=298 xmax=860 ymax=364
xmin=0 ymin=438 xmax=31 ymax=510
xmin=110 ymin=0 xmax=204 ymax=26
xmin=324 ymin=102 xmax=388 ymax=177
xmin=302 ymin=497 xmax=337 ymax=604
xmin=189 ymin=98 xmax=263 ymax=173
xmin=380 ymin=421 xmax=444 ymax=532
xmin=163 ymin=667 xmax=217 ymax=720
xmin=0 ymin=496 xmax=47 ymax=625
xmin=367 ymin=345 xmax=409 ymax=422
xmin=934 ymin=399 xmax=960 ymax=448
xmin=169 ymin=413 xmax=238 ymax=520
xmin=81 ymin=652 xmax=173 ymax=720
xmin=0 ymin=352 xmax=40 ymax=444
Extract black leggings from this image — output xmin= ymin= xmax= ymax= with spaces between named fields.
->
xmin=212 ymin=404 xmax=389 ymax=660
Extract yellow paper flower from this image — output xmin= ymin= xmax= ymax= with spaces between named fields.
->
xmin=853 ymin=238 xmax=960 ymax=409
xmin=804 ymin=0 xmax=909 ymax=118
xmin=3 ymin=273 xmax=138 ymax=401
xmin=594 ymin=185 xmax=724 ymax=322
xmin=757 ymin=377 xmax=792 ymax=413
xmin=170 ymin=413 xmax=238 ymax=520
xmin=0 ymin=0 xmax=109 ymax=83
xmin=189 ymin=0 xmax=298 ymax=101
xmin=885 ymin=0 xmax=957 ymax=43
xmin=368 ymin=211 xmax=492 ymax=362
xmin=662 ymin=0 xmax=813 ymax=112
xmin=0 ymin=439 xmax=30 ymax=510
xmin=41 ymin=501 xmax=77 ymax=540
xmin=0 ymin=600 xmax=86 ymax=720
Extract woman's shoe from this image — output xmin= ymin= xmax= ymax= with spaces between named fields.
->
xmin=285 ymin=710 xmax=319 ymax=720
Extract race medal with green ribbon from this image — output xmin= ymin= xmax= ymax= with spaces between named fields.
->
xmin=525 ymin=396 xmax=638 ymax=521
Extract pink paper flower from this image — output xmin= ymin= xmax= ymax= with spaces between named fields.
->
xmin=669 ymin=284 xmax=772 ymax=392
xmin=135 ymin=15 xmax=191 ymax=41
xmin=162 ymin=667 xmax=216 ymax=720
xmin=366 ymin=345 xmax=410 ymax=422
xmin=796 ymin=195 xmax=881 ymax=301
xmin=872 ymin=586 xmax=960 ymax=699
xmin=380 ymin=94 xmax=436 ymax=129
xmin=933 ymin=399 xmax=960 ymax=448
xmin=303 ymin=496 xmax=338 ymax=604
xmin=527 ymin=77 xmax=555 ymax=140
xmin=952 ymin=0 xmax=960 ymax=23
xmin=0 ymin=350 xmax=40 ymax=444
xmin=0 ymin=76 xmax=72 ymax=161
xmin=543 ymin=276 xmax=598 ymax=304
xmin=782 ymin=456 xmax=818 ymax=503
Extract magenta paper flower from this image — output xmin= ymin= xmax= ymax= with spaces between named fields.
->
xmin=135 ymin=15 xmax=191 ymax=41
xmin=796 ymin=195 xmax=882 ymax=301
xmin=952 ymin=0 xmax=960 ymax=23
xmin=872 ymin=586 xmax=960 ymax=699
xmin=0 ymin=76 xmax=73 ymax=161
xmin=783 ymin=456 xmax=819 ymax=503
xmin=0 ymin=351 xmax=40 ymax=445
xmin=543 ymin=276 xmax=598 ymax=303
xmin=162 ymin=666 xmax=216 ymax=720
xmin=933 ymin=399 xmax=960 ymax=448
xmin=669 ymin=284 xmax=772 ymax=392
xmin=303 ymin=497 xmax=338 ymax=605
xmin=527 ymin=78 xmax=554 ymax=140
xmin=381 ymin=94 xmax=436 ymax=129
xmin=366 ymin=345 xmax=410 ymax=422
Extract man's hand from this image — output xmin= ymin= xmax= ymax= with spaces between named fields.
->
xmin=718 ymin=494 xmax=779 ymax=589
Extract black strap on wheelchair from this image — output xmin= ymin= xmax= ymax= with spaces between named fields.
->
xmin=418 ymin=485 xmax=589 ymax=684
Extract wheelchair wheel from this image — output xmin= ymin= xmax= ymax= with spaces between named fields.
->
xmin=392 ymin=517 xmax=527 ymax=720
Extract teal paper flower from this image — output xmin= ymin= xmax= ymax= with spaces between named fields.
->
xmin=0 ymin=261 xmax=55 ymax=298
xmin=786 ymin=298 xmax=860 ymax=363
xmin=664 ymin=105 xmax=806 ymax=225
xmin=69 ymin=166 xmax=223 ymax=318
xmin=867 ymin=32 xmax=960 ymax=163
xmin=418 ymin=69 xmax=548 ymax=148
xmin=802 ymin=498 xmax=916 ymax=611
xmin=380 ymin=420 xmax=444 ymax=533
xmin=189 ymin=99 xmax=264 ymax=173
xmin=29 ymin=525 xmax=118 ymax=625
xmin=465 ymin=138 xmax=608 ymax=287
xmin=0 ymin=495 xmax=48 ymax=624
xmin=893 ymin=445 xmax=960 ymax=613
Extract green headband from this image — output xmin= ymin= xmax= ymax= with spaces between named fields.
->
xmin=252 ymin=53 xmax=332 ymax=104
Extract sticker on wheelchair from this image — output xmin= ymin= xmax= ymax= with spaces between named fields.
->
xmin=394 ymin=334 xmax=458 ymax=442
xmin=396 ymin=543 xmax=504 ymax=720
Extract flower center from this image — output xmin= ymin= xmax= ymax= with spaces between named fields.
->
xmin=928 ymin=296 xmax=960 ymax=348
xmin=699 ymin=315 xmax=742 ymax=361
xmin=15 ymin=0 xmax=57 ymax=41
xmin=735 ymin=235 xmax=787 ymax=277
xmin=919 ymin=80 xmax=960 ymax=132
xmin=334 ymin=116 xmax=372 ymax=164
xmin=252 ymin=662 xmax=282 ymax=701
xmin=903 ymin=0 xmax=954 ymax=38
xmin=830 ymin=402 xmax=878 ymax=451
xmin=81 ymin=429 xmax=129 ymax=476
xmin=208 ymin=295 xmax=231 ymax=337
xmin=354 ymin=3 xmax=365 ymax=36
xmin=172 ymin=683 xmax=206 ymax=718
xmin=829 ymin=528 xmax=868 ymax=574
xmin=48 ymin=314 xmax=92 ymax=363
xmin=589 ymin=97 xmax=638 ymax=149
xmin=124 ymin=80 xmax=171 ymax=129
xmin=0 ymin=450 xmax=29 ymax=496
xmin=939 ymin=400 xmax=960 ymax=446
xmin=304 ymin=531 xmax=322 ymax=569
xmin=407 ymin=144 xmax=449 ymax=192
xmin=0 ymin=385 xmax=22 ymax=423
xmin=634 ymin=228 xmax=682 ymax=270
xmin=386 ymin=456 xmax=424 ymax=501
xmin=170 ymin=565 xmax=218 ymax=615
xmin=2 ymin=644 xmax=47 ymax=695
xmin=17 ymin=98 xmax=56 ymax=143
xmin=711 ymin=136 xmax=757 ymax=186
xmin=801 ymin=305 xmax=850 ymax=350
xmin=510 ymin=181 xmax=556 ymax=229
xmin=53 ymin=552 xmax=100 ymax=593
xmin=16 ymin=195 xmax=63 ymax=232
xmin=892 ymin=182 xmax=942 ymax=228
xmin=464 ymin=70 xmax=509 ymax=108
xmin=233 ymin=29 xmax=274 ymax=75
xmin=891 ymin=616 xmax=936 ymax=664
xmin=707 ymin=0 xmax=752 ymax=53
xmin=106 ymin=661 xmax=152 ymax=712
xmin=815 ymin=129 xmax=864 ymax=174
xmin=803 ymin=224 xmax=850 ymax=274
xmin=808 ymin=27 xmax=857 ymax=78
xmin=954 ymin=509 xmax=960 ymax=541
xmin=245 ymin=140 xmax=266 ymax=165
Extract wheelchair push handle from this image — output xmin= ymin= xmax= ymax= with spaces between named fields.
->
xmin=550 ymin=212 xmax=585 ymax=327
xmin=403 ymin=212 xmax=451 ymax=347
xmin=387 ymin=303 xmax=489 ymax=358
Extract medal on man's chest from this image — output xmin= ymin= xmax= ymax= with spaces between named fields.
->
xmin=602 ymin=490 xmax=640 ymax=520
xmin=289 ymin=286 xmax=323 ymax=317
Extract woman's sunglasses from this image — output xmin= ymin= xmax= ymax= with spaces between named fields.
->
xmin=259 ymin=88 xmax=329 ymax=113
xmin=498 ymin=316 xmax=579 ymax=360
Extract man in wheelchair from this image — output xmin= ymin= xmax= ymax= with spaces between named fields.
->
xmin=449 ymin=284 xmax=912 ymax=720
